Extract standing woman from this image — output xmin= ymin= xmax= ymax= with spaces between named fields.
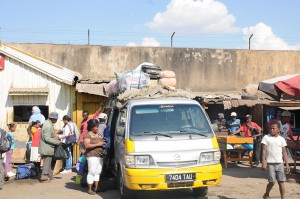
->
xmin=83 ymin=119 xmax=106 ymax=195
xmin=29 ymin=106 xmax=45 ymax=125
xmin=5 ymin=123 xmax=16 ymax=177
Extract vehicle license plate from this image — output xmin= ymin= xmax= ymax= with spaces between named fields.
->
xmin=166 ymin=173 xmax=196 ymax=182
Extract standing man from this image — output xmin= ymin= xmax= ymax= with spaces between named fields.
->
xmin=39 ymin=112 xmax=61 ymax=182
xmin=79 ymin=104 xmax=104 ymax=153
xmin=226 ymin=112 xmax=241 ymax=134
xmin=279 ymin=111 xmax=293 ymax=141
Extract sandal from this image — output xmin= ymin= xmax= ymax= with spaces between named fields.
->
xmin=88 ymin=190 xmax=96 ymax=195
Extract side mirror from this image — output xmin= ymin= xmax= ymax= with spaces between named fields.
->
xmin=116 ymin=127 xmax=125 ymax=137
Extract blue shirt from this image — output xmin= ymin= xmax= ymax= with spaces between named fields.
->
xmin=8 ymin=132 xmax=15 ymax=150
xmin=226 ymin=119 xmax=241 ymax=132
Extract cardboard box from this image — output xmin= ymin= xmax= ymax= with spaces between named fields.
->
xmin=12 ymin=148 xmax=26 ymax=163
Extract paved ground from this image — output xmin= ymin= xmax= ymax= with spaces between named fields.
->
xmin=1 ymin=162 xmax=300 ymax=199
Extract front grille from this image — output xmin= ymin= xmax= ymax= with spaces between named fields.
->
xmin=167 ymin=182 xmax=194 ymax=188
xmin=156 ymin=160 xmax=197 ymax=168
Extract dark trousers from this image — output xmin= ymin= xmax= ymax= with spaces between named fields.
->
xmin=41 ymin=156 xmax=53 ymax=179
xmin=253 ymin=141 xmax=261 ymax=163
xmin=0 ymin=158 xmax=4 ymax=189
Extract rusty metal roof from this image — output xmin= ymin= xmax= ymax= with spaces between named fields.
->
xmin=195 ymin=91 xmax=273 ymax=109
xmin=76 ymin=83 xmax=107 ymax=96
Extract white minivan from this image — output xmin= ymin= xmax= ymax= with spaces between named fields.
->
xmin=104 ymin=97 xmax=222 ymax=199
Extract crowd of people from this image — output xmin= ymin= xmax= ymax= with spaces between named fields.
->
xmin=0 ymin=103 xmax=109 ymax=194
xmin=213 ymin=110 xmax=293 ymax=199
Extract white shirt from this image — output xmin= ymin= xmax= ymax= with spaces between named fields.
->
xmin=59 ymin=123 xmax=74 ymax=143
xmin=278 ymin=121 xmax=290 ymax=139
xmin=261 ymin=134 xmax=287 ymax=163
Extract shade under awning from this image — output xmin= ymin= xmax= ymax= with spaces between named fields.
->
xmin=76 ymin=83 xmax=107 ymax=97
xmin=9 ymin=87 xmax=49 ymax=95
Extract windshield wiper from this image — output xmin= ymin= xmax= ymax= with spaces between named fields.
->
xmin=143 ymin=131 xmax=173 ymax=138
xmin=179 ymin=129 xmax=208 ymax=137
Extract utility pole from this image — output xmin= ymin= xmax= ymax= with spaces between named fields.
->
xmin=171 ymin=32 xmax=175 ymax=47
xmin=249 ymin=34 xmax=253 ymax=50
xmin=88 ymin=29 xmax=90 ymax=45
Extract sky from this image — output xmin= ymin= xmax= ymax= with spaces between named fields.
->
xmin=1 ymin=0 xmax=300 ymax=50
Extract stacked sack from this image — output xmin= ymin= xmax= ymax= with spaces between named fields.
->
xmin=158 ymin=70 xmax=176 ymax=89
xmin=118 ymin=70 xmax=150 ymax=92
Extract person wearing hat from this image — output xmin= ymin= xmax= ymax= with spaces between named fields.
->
xmin=213 ymin=113 xmax=227 ymax=132
xmin=232 ymin=114 xmax=262 ymax=166
xmin=39 ymin=112 xmax=61 ymax=182
xmin=226 ymin=112 xmax=241 ymax=134
xmin=98 ymin=113 xmax=111 ymax=155
xmin=279 ymin=110 xmax=293 ymax=141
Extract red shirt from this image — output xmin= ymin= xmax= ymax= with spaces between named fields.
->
xmin=79 ymin=111 xmax=100 ymax=143
xmin=32 ymin=128 xmax=42 ymax=147
xmin=239 ymin=122 xmax=262 ymax=137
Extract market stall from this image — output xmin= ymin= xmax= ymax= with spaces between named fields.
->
xmin=217 ymin=136 xmax=254 ymax=168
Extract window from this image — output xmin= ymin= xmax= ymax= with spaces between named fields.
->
xmin=130 ymin=104 xmax=213 ymax=136
xmin=13 ymin=106 xmax=48 ymax=122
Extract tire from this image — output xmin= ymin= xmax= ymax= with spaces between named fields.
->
xmin=241 ymin=94 xmax=258 ymax=100
xmin=117 ymin=167 xmax=134 ymax=199
xmin=193 ymin=187 xmax=208 ymax=197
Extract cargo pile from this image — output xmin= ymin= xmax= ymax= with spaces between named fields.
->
xmin=104 ymin=62 xmax=177 ymax=97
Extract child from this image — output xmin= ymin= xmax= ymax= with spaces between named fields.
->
xmin=30 ymin=120 xmax=42 ymax=174
xmin=261 ymin=121 xmax=290 ymax=199
xmin=5 ymin=123 xmax=16 ymax=177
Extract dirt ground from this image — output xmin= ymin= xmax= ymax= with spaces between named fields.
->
xmin=1 ymin=162 xmax=299 ymax=199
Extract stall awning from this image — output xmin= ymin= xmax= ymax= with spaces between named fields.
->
xmin=76 ymin=83 xmax=107 ymax=97
xmin=279 ymin=107 xmax=300 ymax=111
xmin=9 ymin=87 xmax=49 ymax=96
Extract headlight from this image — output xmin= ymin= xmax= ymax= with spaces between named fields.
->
xmin=200 ymin=151 xmax=221 ymax=163
xmin=135 ymin=156 xmax=150 ymax=165
xmin=125 ymin=155 xmax=152 ymax=166
xmin=214 ymin=151 xmax=221 ymax=161
xmin=200 ymin=152 xmax=214 ymax=162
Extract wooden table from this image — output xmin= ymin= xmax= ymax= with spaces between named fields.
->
xmin=217 ymin=136 xmax=254 ymax=168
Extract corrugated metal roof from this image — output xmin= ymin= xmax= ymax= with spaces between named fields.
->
xmin=195 ymin=91 xmax=272 ymax=109
xmin=76 ymin=83 xmax=107 ymax=96
xmin=9 ymin=87 xmax=49 ymax=95
xmin=0 ymin=43 xmax=82 ymax=85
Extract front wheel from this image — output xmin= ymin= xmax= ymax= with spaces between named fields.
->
xmin=117 ymin=168 xmax=134 ymax=199
xmin=193 ymin=187 xmax=208 ymax=197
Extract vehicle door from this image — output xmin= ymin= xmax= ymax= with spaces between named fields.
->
xmin=114 ymin=108 xmax=127 ymax=170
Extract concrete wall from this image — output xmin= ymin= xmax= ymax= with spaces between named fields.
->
xmin=11 ymin=43 xmax=300 ymax=92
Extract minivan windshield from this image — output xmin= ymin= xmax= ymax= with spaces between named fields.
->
xmin=130 ymin=104 xmax=213 ymax=137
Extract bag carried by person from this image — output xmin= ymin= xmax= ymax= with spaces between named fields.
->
xmin=54 ymin=144 xmax=69 ymax=160
xmin=65 ymin=123 xmax=78 ymax=145
xmin=15 ymin=163 xmax=37 ymax=180
xmin=0 ymin=128 xmax=12 ymax=153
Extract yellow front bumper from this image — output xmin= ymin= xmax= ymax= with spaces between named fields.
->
xmin=124 ymin=164 xmax=222 ymax=190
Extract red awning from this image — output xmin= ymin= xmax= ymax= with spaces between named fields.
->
xmin=275 ymin=75 xmax=300 ymax=96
